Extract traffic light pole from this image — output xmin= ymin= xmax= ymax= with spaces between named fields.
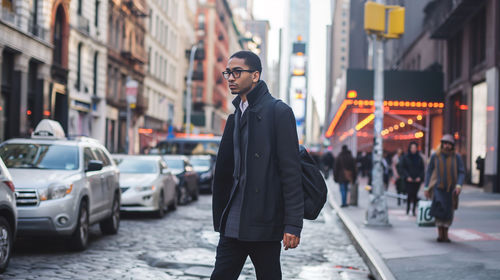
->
xmin=365 ymin=26 xmax=390 ymax=226
xmin=186 ymin=45 xmax=197 ymax=135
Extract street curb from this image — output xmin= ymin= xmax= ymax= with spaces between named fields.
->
xmin=328 ymin=186 xmax=397 ymax=280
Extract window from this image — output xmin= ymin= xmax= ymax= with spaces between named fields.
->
xmin=84 ymin=147 xmax=97 ymax=169
xmin=154 ymin=52 xmax=158 ymax=76
xmin=448 ymin=32 xmax=462 ymax=83
xmin=165 ymin=25 xmax=169 ymax=47
xmin=77 ymin=0 xmax=82 ymax=15
xmin=95 ymin=0 xmax=100 ymax=27
xmin=109 ymin=16 xmax=113 ymax=45
xmin=168 ymin=103 xmax=174 ymax=123
xmin=53 ymin=5 xmax=65 ymax=65
xmin=165 ymin=60 xmax=169 ymax=83
xmin=470 ymin=7 xmax=486 ymax=68
xmin=93 ymin=52 xmax=98 ymax=95
xmin=29 ymin=0 xmax=38 ymax=27
xmin=149 ymin=9 xmax=152 ymax=31
xmin=156 ymin=16 xmax=159 ymax=38
xmin=148 ymin=47 xmax=151 ymax=72
xmin=159 ymin=56 xmax=163 ymax=80
xmin=107 ymin=65 xmax=112 ymax=97
xmin=115 ymin=20 xmax=120 ymax=49
xmin=0 ymin=144 xmax=79 ymax=170
xmin=196 ymin=87 xmax=203 ymax=98
xmin=76 ymin=43 xmax=83 ymax=90
xmin=450 ymin=92 xmax=467 ymax=154
xmin=92 ymin=147 xmax=111 ymax=166
xmin=2 ymin=0 xmax=14 ymax=12
xmin=198 ymin=13 xmax=205 ymax=30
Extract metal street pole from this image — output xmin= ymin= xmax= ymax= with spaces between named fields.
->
xmin=366 ymin=5 xmax=390 ymax=225
xmin=126 ymin=102 xmax=131 ymax=154
xmin=186 ymin=45 xmax=197 ymax=135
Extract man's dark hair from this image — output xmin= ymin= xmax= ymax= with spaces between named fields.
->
xmin=230 ymin=51 xmax=262 ymax=74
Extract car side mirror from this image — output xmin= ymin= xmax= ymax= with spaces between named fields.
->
xmin=86 ymin=160 xmax=103 ymax=172
xmin=161 ymin=168 xmax=170 ymax=174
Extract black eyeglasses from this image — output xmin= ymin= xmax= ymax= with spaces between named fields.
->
xmin=222 ymin=69 xmax=256 ymax=80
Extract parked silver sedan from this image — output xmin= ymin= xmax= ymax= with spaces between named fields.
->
xmin=113 ymin=155 xmax=178 ymax=218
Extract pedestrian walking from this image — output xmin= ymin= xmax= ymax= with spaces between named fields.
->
xmin=382 ymin=151 xmax=390 ymax=190
xmin=400 ymin=142 xmax=425 ymax=216
xmin=391 ymin=148 xmax=405 ymax=205
xmin=321 ymin=150 xmax=335 ymax=179
xmin=424 ymin=134 xmax=465 ymax=242
xmin=334 ymin=145 xmax=356 ymax=207
xmin=211 ymin=51 xmax=303 ymax=280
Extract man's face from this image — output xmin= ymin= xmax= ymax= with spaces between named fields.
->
xmin=442 ymin=142 xmax=453 ymax=151
xmin=225 ymin=57 xmax=260 ymax=95
xmin=410 ymin=144 xmax=418 ymax=154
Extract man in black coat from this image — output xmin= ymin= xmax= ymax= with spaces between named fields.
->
xmin=211 ymin=51 xmax=303 ymax=280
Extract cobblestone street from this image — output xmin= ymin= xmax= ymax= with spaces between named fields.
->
xmin=4 ymin=195 xmax=370 ymax=279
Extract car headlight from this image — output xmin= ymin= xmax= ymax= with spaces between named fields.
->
xmin=39 ymin=184 xmax=73 ymax=201
xmin=200 ymin=172 xmax=212 ymax=180
xmin=135 ymin=186 xmax=155 ymax=192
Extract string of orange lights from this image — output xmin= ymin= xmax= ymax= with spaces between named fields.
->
xmin=325 ymin=99 xmax=444 ymax=138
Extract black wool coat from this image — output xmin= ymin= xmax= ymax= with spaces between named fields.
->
xmin=212 ymin=81 xmax=304 ymax=242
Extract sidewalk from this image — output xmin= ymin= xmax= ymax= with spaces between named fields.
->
xmin=327 ymin=177 xmax=500 ymax=280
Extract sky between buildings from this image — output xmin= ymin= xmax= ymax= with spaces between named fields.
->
xmin=253 ymin=0 xmax=332 ymax=123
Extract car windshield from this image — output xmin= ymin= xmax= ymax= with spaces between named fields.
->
xmin=190 ymin=158 xmax=210 ymax=167
xmin=0 ymin=143 xmax=79 ymax=170
xmin=115 ymin=158 xmax=158 ymax=174
xmin=164 ymin=158 xmax=184 ymax=169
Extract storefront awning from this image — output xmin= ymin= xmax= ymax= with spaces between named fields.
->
xmin=326 ymin=69 xmax=444 ymax=138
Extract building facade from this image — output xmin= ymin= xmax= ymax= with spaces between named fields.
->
xmin=1 ymin=0 xmax=70 ymax=140
xmin=140 ymin=0 xmax=195 ymax=150
xmin=67 ymin=0 xmax=108 ymax=143
xmin=424 ymin=0 xmax=499 ymax=192
xmin=193 ymin=0 xmax=237 ymax=135
xmin=105 ymin=0 xmax=147 ymax=154
xmin=244 ymin=20 xmax=269 ymax=80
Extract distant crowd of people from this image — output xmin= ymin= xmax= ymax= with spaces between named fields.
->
xmin=317 ymin=134 xmax=465 ymax=242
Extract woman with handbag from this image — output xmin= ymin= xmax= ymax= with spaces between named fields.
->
xmin=334 ymin=145 xmax=356 ymax=207
xmin=424 ymin=134 xmax=465 ymax=242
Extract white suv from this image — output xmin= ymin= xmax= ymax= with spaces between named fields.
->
xmin=0 ymin=120 xmax=120 ymax=250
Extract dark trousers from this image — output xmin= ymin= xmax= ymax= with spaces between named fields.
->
xmin=211 ymin=236 xmax=282 ymax=280
xmin=406 ymin=182 xmax=420 ymax=215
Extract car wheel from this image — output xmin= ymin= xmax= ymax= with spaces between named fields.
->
xmin=70 ymin=200 xmax=89 ymax=251
xmin=155 ymin=191 xmax=165 ymax=218
xmin=168 ymin=189 xmax=178 ymax=211
xmin=100 ymin=195 xmax=120 ymax=234
xmin=0 ymin=217 xmax=13 ymax=273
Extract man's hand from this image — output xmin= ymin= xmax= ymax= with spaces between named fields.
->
xmin=454 ymin=187 xmax=461 ymax=196
xmin=283 ymin=233 xmax=300 ymax=250
xmin=416 ymin=177 xmax=421 ymax=183
xmin=407 ymin=177 xmax=413 ymax=182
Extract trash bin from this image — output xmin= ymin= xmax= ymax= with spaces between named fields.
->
xmin=349 ymin=180 xmax=358 ymax=206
